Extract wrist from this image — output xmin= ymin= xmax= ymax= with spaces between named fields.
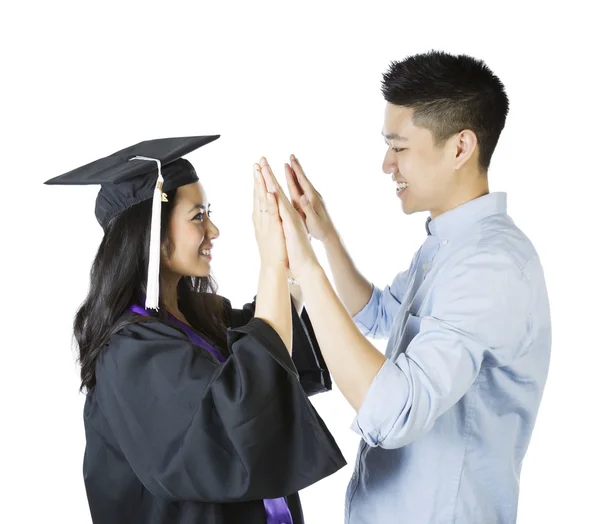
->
xmin=260 ymin=263 xmax=289 ymax=277
xmin=322 ymin=229 xmax=341 ymax=250
xmin=294 ymin=260 xmax=325 ymax=287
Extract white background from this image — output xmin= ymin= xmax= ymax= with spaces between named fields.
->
xmin=1 ymin=1 xmax=598 ymax=522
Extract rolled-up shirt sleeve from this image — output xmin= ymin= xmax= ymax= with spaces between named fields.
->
xmin=352 ymin=249 xmax=532 ymax=449
xmin=353 ymin=269 xmax=410 ymax=339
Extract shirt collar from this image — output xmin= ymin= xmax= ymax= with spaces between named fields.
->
xmin=425 ymin=192 xmax=507 ymax=239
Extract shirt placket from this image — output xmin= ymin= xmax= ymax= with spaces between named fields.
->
xmin=417 ymin=236 xmax=440 ymax=282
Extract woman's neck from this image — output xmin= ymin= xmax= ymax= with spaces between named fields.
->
xmin=160 ymin=273 xmax=188 ymax=324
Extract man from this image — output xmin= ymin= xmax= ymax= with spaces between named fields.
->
xmin=258 ymin=49 xmax=551 ymax=523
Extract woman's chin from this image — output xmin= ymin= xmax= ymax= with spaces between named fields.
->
xmin=173 ymin=256 xmax=212 ymax=279
xmin=193 ymin=259 xmax=211 ymax=277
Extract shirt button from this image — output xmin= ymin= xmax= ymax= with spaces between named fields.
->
xmin=423 ymin=263 xmax=429 ymax=270
xmin=442 ymin=239 xmax=448 ymax=245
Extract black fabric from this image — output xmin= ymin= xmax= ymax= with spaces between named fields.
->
xmin=83 ymin=310 xmax=345 ymax=524
xmin=224 ymin=297 xmax=332 ymax=396
xmin=43 ymin=136 xmax=219 ymax=229
xmin=298 ymin=307 xmax=333 ymax=394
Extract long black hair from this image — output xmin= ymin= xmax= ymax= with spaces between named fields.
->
xmin=74 ymin=182 xmax=227 ymax=392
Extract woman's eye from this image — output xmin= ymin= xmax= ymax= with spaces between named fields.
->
xmin=193 ymin=212 xmax=205 ymax=221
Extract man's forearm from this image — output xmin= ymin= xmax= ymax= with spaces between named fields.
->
xmin=323 ymin=232 xmax=374 ymax=317
xmin=297 ymin=262 xmax=386 ymax=411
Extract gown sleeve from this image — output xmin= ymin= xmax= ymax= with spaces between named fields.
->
xmin=224 ymin=296 xmax=332 ymax=396
xmin=94 ymin=316 xmax=346 ymax=503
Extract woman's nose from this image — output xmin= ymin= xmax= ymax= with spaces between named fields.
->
xmin=207 ymin=219 xmax=220 ymax=239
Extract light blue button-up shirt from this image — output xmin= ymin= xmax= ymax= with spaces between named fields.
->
xmin=346 ymin=192 xmax=551 ymax=524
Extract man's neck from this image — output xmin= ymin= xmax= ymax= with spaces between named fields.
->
xmin=430 ymin=177 xmax=490 ymax=219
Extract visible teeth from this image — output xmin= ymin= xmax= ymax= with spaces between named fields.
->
xmin=396 ymin=182 xmax=408 ymax=189
xmin=201 ymin=250 xmax=211 ymax=256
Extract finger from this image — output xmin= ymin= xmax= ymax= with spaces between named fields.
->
xmin=298 ymin=193 xmax=316 ymax=217
xmin=253 ymin=165 xmax=260 ymax=217
xmin=258 ymin=159 xmax=298 ymax=221
xmin=261 ymin=156 xmax=289 ymax=197
xmin=276 ymin=186 xmax=303 ymax=227
xmin=279 ymin=203 xmax=310 ymax=247
xmin=289 ymin=154 xmax=317 ymax=199
xmin=262 ymin=164 xmax=296 ymax=217
xmin=285 ymin=163 xmax=304 ymax=205
xmin=259 ymin=163 xmax=291 ymax=213
xmin=285 ymin=163 xmax=307 ymax=220
xmin=259 ymin=156 xmax=281 ymax=194
xmin=254 ymin=163 xmax=267 ymax=214
xmin=265 ymin=191 xmax=280 ymax=217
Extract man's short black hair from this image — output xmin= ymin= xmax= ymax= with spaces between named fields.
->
xmin=382 ymin=50 xmax=509 ymax=172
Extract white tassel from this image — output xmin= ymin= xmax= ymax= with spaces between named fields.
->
xmin=129 ymin=156 xmax=165 ymax=310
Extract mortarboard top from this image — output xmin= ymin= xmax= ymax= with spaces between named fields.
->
xmin=44 ymin=135 xmax=221 ymax=310
xmin=44 ymin=136 xmax=220 ymax=229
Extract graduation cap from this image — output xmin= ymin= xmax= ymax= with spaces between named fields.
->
xmin=45 ymin=135 xmax=220 ymax=310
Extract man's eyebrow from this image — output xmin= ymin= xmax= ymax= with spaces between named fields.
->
xmin=382 ymin=132 xmax=408 ymax=141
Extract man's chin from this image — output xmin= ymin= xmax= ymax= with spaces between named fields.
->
xmin=401 ymin=199 xmax=429 ymax=216
xmin=401 ymin=202 xmax=418 ymax=215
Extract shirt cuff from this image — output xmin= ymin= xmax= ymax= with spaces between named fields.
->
xmin=351 ymin=357 xmax=409 ymax=447
xmin=352 ymin=284 xmax=380 ymax=336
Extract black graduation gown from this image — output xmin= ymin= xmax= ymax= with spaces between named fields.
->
xmin=82 ymin=298 xmax=346 ymax=524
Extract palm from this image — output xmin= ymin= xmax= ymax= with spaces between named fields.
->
xmin=304 ymin=200 xmax=331 ymax=240
xmin=253 ymin=165 xmax=288 ymax=268
xmin=258 ymin=159 xmax=319 ymax=278
xmin=281 ymin=209 xmax=312 ymax=277
xmin=284 ymin=157 xmax=335 ymax=243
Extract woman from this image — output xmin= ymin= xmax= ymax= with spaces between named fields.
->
xmin=45 ymin=136 xmax=346 ymax=524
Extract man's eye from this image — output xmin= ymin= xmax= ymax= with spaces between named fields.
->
xmin=193 ymin=212 xmax=205 ymax=221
